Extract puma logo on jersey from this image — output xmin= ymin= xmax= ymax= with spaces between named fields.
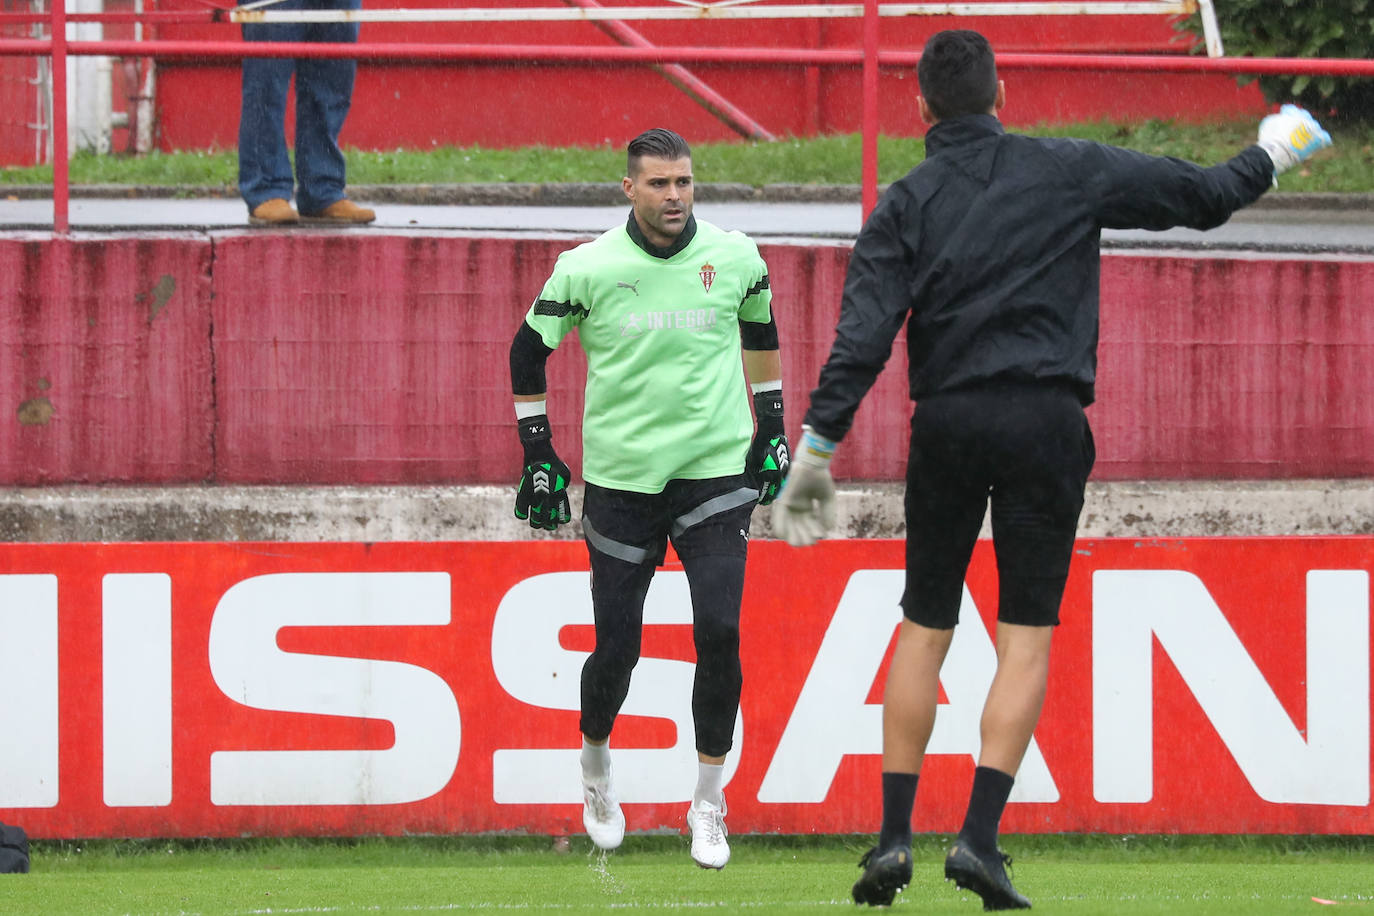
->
xmin=617 ymin=280 xmax=641 ymax=296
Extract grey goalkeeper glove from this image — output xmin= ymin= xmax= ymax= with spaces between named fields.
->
xmin=1258 ymin=104 xmax=1332 ymax=177
xmin=514 ymin=415 xmax=572 ymax=531
xmin=770 ymin=425 xmax=837 ymax=547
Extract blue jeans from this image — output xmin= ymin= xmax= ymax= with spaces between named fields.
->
xmin=238 ymin=0 xmax=360 ymax=213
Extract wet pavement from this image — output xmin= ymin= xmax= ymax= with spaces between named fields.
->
xmin=3 ymin=193 xmax=1372 ymax=253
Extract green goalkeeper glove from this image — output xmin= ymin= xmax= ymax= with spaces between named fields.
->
xmin=514 ymin=415 xmax=572 ymax=531
xmin=747 ymin=389 xmax=790 ymax=505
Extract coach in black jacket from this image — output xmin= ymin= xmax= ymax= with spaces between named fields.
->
xmin=772 ymin=29 xmax=1332 ymax=911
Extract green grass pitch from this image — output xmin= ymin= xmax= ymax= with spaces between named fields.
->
xmin=7 ymin=834 xmax=1371 ymax=914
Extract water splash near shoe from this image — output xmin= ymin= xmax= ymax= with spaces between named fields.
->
xmin=588 ymin=847 xmax=625 ymax=895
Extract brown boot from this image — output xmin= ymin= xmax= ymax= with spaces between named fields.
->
xmin=300 ymin=199 xmax=376 ymax=224
xmin=248 ymin=198 xmax=299 ymax=226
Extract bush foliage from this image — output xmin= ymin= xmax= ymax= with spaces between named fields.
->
xmin=1177 ymin=0 xmax=1374 ymax=123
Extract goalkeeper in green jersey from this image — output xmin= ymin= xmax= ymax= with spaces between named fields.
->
xmin=507 ymin=128 xmax=788 ymax=870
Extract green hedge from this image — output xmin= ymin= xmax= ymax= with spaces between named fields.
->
xmin=1177 ymin=0 xmax=1373 ymax=123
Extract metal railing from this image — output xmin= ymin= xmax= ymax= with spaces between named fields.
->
xmin=3 ymin=0 xmax=1373 ymax=233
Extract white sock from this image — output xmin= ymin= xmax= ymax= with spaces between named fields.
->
xmin=581 ymin=737 xmax=611 ymax=782
xmin=694 ymin=761 xmax=725 ymax=807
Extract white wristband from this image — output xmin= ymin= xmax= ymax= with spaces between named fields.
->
xmin=750 ymin=379 xmax=783 ymax=394
xmin=798 ymin=424 xmax=838 ymax=470
xmin=514 ymin=399 xmax=547 ymax=420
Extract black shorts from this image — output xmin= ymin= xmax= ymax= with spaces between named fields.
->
xmin=901 ymin=380 xmax=1095 ymax=629
xmin=581 ymin=475 xmax=758 ymax=568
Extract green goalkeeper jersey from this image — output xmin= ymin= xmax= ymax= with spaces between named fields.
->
xmin=523 ymin=214 xmax=773 ymax=494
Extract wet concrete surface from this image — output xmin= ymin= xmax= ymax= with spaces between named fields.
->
xmin=3 ymin=191 xmax=1372 ymax=253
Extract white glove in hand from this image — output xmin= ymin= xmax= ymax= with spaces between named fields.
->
xmin=771 ymin=425 xmax=837 ymax=547
xmin=1258 ymin=104 xmax=1332 ymax=176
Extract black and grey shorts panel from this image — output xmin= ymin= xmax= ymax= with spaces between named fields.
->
xmin=582 ymin=475 xmax=758 ymax=567
xmin=901 ymin=381 xmax=1095 ymax=629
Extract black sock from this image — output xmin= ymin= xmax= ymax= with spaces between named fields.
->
xmin=877 ymin=772 xmax=918 ymax=852
xmin=958 ymin=766 xmax=1014 ymax=852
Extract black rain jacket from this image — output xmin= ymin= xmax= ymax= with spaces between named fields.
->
xmin=804 ymin=114 xmax=1274 ymax=441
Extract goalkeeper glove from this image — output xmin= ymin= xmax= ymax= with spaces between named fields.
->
xmin=770 ymin=425 xmax=837 ymax=547
xmin=514 ymin=414 xmax=572 ymax=531
xmin=1258 ymin=104 xmax=1332 ymax=177
xmin=747 ymin=389 xmax=790 ymax=505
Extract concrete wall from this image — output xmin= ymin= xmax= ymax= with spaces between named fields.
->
xmin=1 ymin=234 xmax=214 ymax=482
xmin=4 ymin=479 xmax=1374 ymax=544
xmin=4 ymin=231 xmax=1373 ymax=487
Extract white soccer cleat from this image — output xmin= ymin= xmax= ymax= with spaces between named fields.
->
xmin=582 ymin=771 xmax=625 ymax=851
xmin=686 ymin=796 xmax=730 ymax=869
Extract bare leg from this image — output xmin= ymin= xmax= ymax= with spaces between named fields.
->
xmin=977 ymin=622 xmax=1053 ymax=775
xmin=882 ymin=619 xmax=955 ymax=773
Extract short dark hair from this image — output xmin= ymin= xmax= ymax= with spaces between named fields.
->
xmin=627 ymin=128 xmax=692 ymax=176
xmin=917 ymin=30 xmax=998 ymax=121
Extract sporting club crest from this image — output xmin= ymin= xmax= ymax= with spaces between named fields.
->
xmin=699 ymin=263 xmax=716 ymax=292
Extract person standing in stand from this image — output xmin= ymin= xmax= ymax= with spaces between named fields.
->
xmin=238 ymin=0 xmax=376 ymax=226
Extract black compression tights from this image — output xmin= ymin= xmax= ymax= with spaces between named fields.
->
xmin=580 ymin=538 xmax=745 ymax=759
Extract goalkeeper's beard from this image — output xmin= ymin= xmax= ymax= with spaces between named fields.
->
xmin=647 ymin=201 xmax=690 ymax=240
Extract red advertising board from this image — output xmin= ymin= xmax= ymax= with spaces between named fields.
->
xmin=0 ymin=537 xmax=1368 ymax=838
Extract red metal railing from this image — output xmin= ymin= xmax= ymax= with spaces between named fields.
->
xmin=3 ymin=5 xmax=1373 ymax=233
xmin=12 ymin=38 xmax=1374 ymax=70
xmin=49 ymin=0 xmax=68 ymax=232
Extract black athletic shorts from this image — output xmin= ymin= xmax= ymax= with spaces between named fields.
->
xmin=901 ymin=380 xmax=1095 ymax=629
xmin=581 ymin=475 xmax=759 ymax=568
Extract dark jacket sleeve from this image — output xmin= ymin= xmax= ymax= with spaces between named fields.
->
xmin=803 ymin=189 xmax=917 ymax=442
xmin=1069 ymin=141 xmax=1275 ymax=232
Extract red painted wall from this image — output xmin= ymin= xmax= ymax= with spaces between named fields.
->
xmin=211 ymin=232 xmax=583 ymax=483
xmin=1097 ymin=255 xmax=1374 ymax=479
xmin=148 ymin=0 xmax=1266 ymax=153
xmin=0 ymin=234 xmax=215 ymax=484
xmin=0 ymin=16 xmax=40 ymax=168
xmin=0 ymin=1 xmax=1268 ymax=165
xmin=2 ymin=231 xmax=1371 ymax=485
